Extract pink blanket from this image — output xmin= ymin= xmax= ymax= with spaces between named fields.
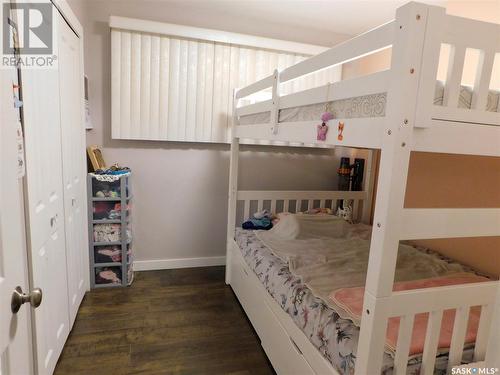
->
xmin=329 ymin=273 xmax=489 ymax=355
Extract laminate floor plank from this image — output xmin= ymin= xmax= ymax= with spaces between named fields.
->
xmin=55 ymin=267 xmax=274 ymax=375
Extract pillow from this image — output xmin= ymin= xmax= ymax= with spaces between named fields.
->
xmin=272 ymin=207 xmax=333 ymax=225
xmin=268 ymin=213 xmax=348 ymax=240
xmin=301 ymin=207 xmax=333 ymax=215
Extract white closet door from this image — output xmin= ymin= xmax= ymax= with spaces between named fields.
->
xmin=21 ymin=11 xmax=70 ymax=375
xmin=58 ymin=14 xmax=86 ymax=326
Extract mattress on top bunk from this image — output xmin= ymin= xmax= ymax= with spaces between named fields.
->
xmin=234 ymin=222 xmax=488 ymax=375
xmin=238 ymin=80 xmax=500 ymax=125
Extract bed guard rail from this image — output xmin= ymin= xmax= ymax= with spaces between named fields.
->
xmin=235 ymin=190 xmax=369 ymax=225
xmin=233 ymin=20 xmax=395 ymax=133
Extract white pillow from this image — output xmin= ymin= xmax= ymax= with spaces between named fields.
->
xmin=269 ymin=213 xmax=348 ymax=240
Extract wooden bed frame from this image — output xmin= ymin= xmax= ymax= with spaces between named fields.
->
xmin=226 ymin=2 xmax=500 ymax=374
xmin=229 ymin=191 xmax=369 ymax=375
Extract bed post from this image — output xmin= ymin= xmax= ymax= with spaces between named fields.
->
xmin=361 ymin=150 xmax=376 ymax=224
xmin=485 ymin=282 xmax=500 ymax=368
xmin=226 ymin=89 xmax=240 ymax=285
xmin=355 ymin=3 xmax=443 ymax=374
xmin=270 ymin=69 xmax=280 ymax=135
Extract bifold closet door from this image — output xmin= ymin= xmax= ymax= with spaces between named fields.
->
xmin=21 ymin=7 xmax=87 ymax=375
xmin=21 ymin=11 xmax=70 ymax=375
xmin=58 ymin=12 xmax=87 ymax=326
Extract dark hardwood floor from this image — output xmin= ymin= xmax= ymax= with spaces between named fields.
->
xmin=55 ymin=267 xmax=275 ymax=375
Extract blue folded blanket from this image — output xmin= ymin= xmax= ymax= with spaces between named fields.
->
xmin=242 ymin=217 xmax=272 ymax=230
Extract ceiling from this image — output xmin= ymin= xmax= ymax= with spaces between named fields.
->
xmin=132 ymin=0 xmax=499 ymax=43
xmin=86 ymin=0 xmax=499 ymax=48
xmin=171 ymin=0 xmax=445 ymax=36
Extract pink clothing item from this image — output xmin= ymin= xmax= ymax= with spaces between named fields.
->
xmin=317 ymin=124 xmax=328 ymax=141
xmin=329 ymin=273 xmax=490 ymax=355
xmin=317 ymin=112 xmax=333 ymax=141
xmin=99 ymin=270 xmax=121 ymax=283
xmin=98 ymin=248 xmax=122 ymax=262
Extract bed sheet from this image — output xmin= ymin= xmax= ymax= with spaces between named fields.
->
xmin=234 ymin=228 xmax=478 ymax=374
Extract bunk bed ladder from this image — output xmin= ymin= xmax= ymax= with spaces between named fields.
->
xmin=356 ymin=2 xmax=438 ymax=374
xmin=356 ymin=3 xmax=499 ymax=374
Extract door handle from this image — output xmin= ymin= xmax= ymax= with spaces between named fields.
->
xmin=11 ymin=286 xmax=43 ymax=313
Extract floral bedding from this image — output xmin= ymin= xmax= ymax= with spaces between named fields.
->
xmin=235 ymin=228 xmax=477 ymax=374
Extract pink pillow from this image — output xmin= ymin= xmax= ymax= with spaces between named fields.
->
xmin=330 ymin=273 xmax=490 ymax=355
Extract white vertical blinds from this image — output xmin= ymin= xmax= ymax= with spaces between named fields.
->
xmin=111 ymin=28 xmax=341 ymax=143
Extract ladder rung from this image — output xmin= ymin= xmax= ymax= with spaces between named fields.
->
xmin=400 ymin=208 xmax=500 ymax=239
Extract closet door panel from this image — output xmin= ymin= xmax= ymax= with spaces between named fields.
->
xmin=22 ymin=14 xmax=70 ymax=375
xmin=58 ymin=14 xmax=86 ymax=326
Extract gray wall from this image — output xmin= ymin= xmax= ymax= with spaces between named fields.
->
xmin=70 ymin=0 xmax=366 ymax=263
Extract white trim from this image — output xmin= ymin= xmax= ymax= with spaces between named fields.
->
xmin=109 ymin=16 xmax=328 ymax=56
xmin=51 ymin=0 xmax=83 ymax=37
xmin=134 ymin=256 xmax=226 ymax=271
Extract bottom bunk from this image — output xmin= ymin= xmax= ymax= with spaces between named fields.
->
xmin=228 ymin=237 xmax=332 ymax=375
xmin=228 ymin=219 xmax=493 ymax=375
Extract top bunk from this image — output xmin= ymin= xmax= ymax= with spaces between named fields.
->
xmin=232 ymin=2 xmax=500 ymax=157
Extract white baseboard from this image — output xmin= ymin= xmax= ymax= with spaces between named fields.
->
xmin=133 ymin=256 xmax=226 ymax=271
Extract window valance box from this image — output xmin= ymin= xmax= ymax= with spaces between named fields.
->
xmin=110 ymin=16 xmax=341 ymax=143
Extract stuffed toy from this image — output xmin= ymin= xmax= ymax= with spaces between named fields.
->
xmin=317 ymin=112 xmax=333 ymax=141
xmin=337 ymin=199 xmax=354 ymax=223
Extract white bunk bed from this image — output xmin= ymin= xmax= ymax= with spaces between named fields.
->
xmin=225 ymin=2 xmax=500 ymax=375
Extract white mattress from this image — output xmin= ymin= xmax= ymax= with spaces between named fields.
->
xmin=239 ymin=81 xmax=500 ymax=125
